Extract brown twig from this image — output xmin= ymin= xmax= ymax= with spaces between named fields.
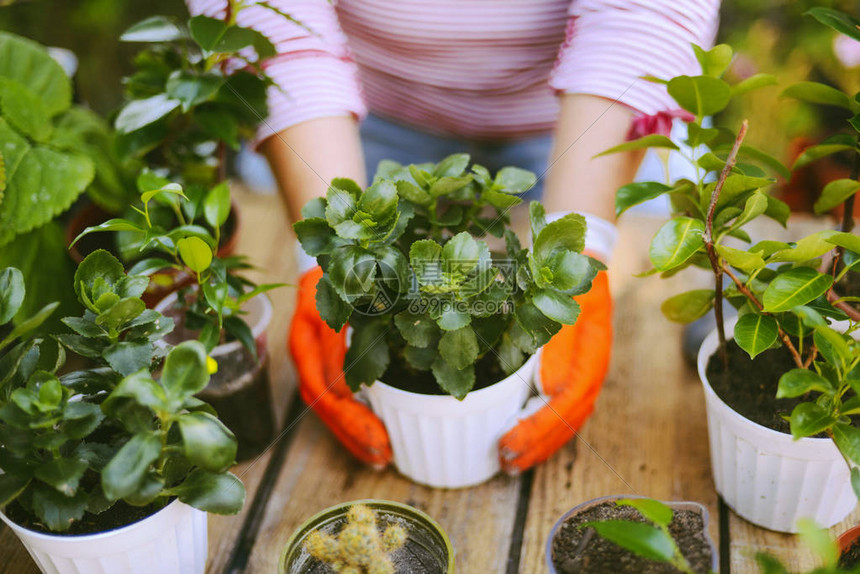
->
xmin=703 ymin=120 xmax=748 ymax=368
xmin=802 ymin=345 xmax=818 ymax=369
xmin=721 ymin=265 xmax=805 ymax=369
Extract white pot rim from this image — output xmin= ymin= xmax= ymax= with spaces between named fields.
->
xmin=365 ymin=352 xmax=539 ymax=413
xmin=0 ymin=498 xmax=186 ymax=543
xmin=697 ymin=316 xmax=846 ymax=449
xmin=155 ymin=291 xmax=273 ymax=357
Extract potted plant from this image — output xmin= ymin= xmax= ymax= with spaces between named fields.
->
xmin=293 ymin=155 xmax=602 ymax=488
xmin=840 ymin=524 xmax=860 ymax=571
xmin=780 ymin=8 xmax=860 ymax=322
xmin=0 ymin=251 xmax=245 ymax=574
xmin=606 ymin=42 xmax=858 ymax=532
xmin=67 ymin=3 xmax=284 ymax=303
xmin=546 ymin=496 xmax=717 ymax=574
xmin=281 ymin=500 xmax=454 ymax=574
xmin=72 ymin=184 xmax=282 ymax=460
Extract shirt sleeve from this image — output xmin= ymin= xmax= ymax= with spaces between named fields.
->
xmin=549 ymin=0 xmax=721 ymax=115
xmin=186 ymin=0 xmax=367 ymax=143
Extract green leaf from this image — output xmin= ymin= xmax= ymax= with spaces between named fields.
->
xmin=177 ymin=236 xmax=213 ymax=273
xmin=410 ymin=239 xmax=443 ymax=287
xmin=734 ymin=314 xmax=779 ymax=360
xmin=832 ymin=422 xmax=860 ymax=465
xmin=223 ymin=316 xmax=256 ymax=358
xmin=766 ymin=231 xmax=838 ymax=263
xmin=615 ymin=182 xmax=672 ymax=216
xmin=314 ymin=275 xmax=351 ymax=331
xmin=34 ymin=457 xmax=88 ymax=497
xmin=0 ymin=32 xmax=71 ymax=116
xmin=395 ymin=180 xmax=432 ymax=206
xmin=204 ymin=181 xmax=231 ymax=228
xmin=429 ymin=175 xmax=473 ymax=197
xmin=852 ymin=467 xmax=860 ymax=500
xmin=776 ymin=368 xmax=833 ymax=399
xmin=796 ymin=518 xmax=839 ymax=568
xmin=805 ymin=7 xmax=860 ymax=42
xmin=103 ymin=369 xmax=168 ymax=413
xmin=494 ymin=166 xmax=536 ymax=193
xmin=0 ymin=78 xmax=52 ymax=141
xmin=617 ymin=498 xmax=674 ymax=527
xmin=716 ymin=244 xmax=765 ymax=272
xmin=791 ymin=137 xmax=857 ymax=170
xmin=0 ymin=266 xmax=25 ymax=324
xmin=782 ymin=82 xmax=854 ymax=111
xmin=693 ymin=43 xmax=733 ymax=77
xmin=162 ymin=341 xmax=210 ymax=399
xmin=189 ymin=16 xmax=255 ymax=53
xmin=70 ymin=218 xmax=145 ymax=248
xmin=140 ymin=183 xmax=186 ymax=206
xmin=177 ymin=412 xmax=237 ymax=473
xmin=0 ymin=474 xmax=30 ymax=507
xmin=437 ymin=306 xmax=471 ymax=331
xmin=584 ymin=520 xmax=676 ymax=562
xmin=115 ymin=93 xmax=180 ymax=134
xmin=668 ymin=75 xmax=732 ymax=116
xmin=438 ymin=327 xmax=479 ymax=370
xmin=121 ymin=15 xmax=186 ymax=42
xmin=431 ymin=356 xmax=475 ymax=400
xmin=731 ymin=73 xmax=778 ymax=97
xmin=534 ymin=213 xmax=586 ymax=264
xmin=813 ymin=327 xmax=851 ymax=373
xmin=788 ymin=403 xmax=836 ymax=439
xmin=165 ymin=71 xmax=223 ymax=113
xmin=433 ymin=153 xmax=470 ymax=178
xmin=358 ymin=180 xmax=398 ymax=224
xmin=649 ymin=217 xmax=704 ymax=271
xmin=532 ymin=290 xmax=580 ymax=324
xmin=596 ymin=134 xmax=679 ymax=158
xmin=103 ymin=341 xmax=152 ymax=376
xmin=343 ymin=320 xmax=389 ymax=391
xmin=762 ymin=267 xmax=834 ymax=312
xmin=394 ymin=311 xmax=439 ymax=347
xmin=824 ymin=231 xmax=860 ymax=255
xmin=328 ymin=245 xmax=377 ymax=296
xmin=660 ymin=289 xmax=714 ymax=323
xmin=764 ymin=195 xmax=790 ymax=227
xmin=441 ymin=232 xmax=481 ymax=275
xmin=101 ymin=431 xmax=161 ymax=501
xmin=294 ymin=218 xmax=337 ymax=257
xmin=31 ymin=484 xmax=87 ymax=533
xmin=813 ymin=179 xmax=860 ymax=214
xmin=546 ymin=251 xmax=598 ymax=294
xmin=171 ymin=468 xmax=245 ymax=515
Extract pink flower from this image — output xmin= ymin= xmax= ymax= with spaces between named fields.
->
xmin=627 ymin=109 xmax=695 ymax=140
xmin=834 ymin=35 xmax=860 ymax=68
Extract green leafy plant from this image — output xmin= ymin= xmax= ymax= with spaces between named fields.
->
xmin=303 ymin=503 xmax=407 ymax=574
xmin=71 ymin=183 xmax=282 ymax=357
xmin=114 ymin=2 xmax=279 ymax=187
xmin=0 ymin=252 xmax=245 ymax=534
xmin=294 ymin=154 xmax=602 ymax=399
xmin=755 ymin=519 xmax=860 ymax=573
xmin=609 ymin=42 xmax=860 ymax=497
xmin=580 ymin=498 xmax=703 ymax=574
xmin=0 ymin=31 xmax=134 ymax=325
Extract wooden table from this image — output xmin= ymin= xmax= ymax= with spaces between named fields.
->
xmin=1 ymin=190 xmax=857 ymax=573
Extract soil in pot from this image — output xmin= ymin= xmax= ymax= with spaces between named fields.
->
xmin=551 ymin=501 xmax=713 ymax=574
xmin=4 ymin=496 xmax=163 ymax=536
xmin=706 ymin=340 xmax=827 ymax=434
xmin=290 ymin=513 xmax=446 ymax=574
xmin=163 ymin=305 xmax=276 ymax=461
xmin=382 ymin=352 xmax=507 ymax=395
xmin=840 ymin=537 xmax=860 ymax=569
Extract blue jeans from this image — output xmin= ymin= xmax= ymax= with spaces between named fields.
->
xmin=360 ymin=114 xmax=552 ymax=202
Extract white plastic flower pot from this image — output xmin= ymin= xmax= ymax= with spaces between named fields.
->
xmin=698 ymin=318 xmax=857 ymax=532
xmin=363 ymin=352 xmax=538 ymax=489
xmin=0 ymin=499 xmax=207 ymax=574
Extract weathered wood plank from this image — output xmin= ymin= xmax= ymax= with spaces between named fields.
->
xmin=245 ymin=415 xmax=523 ymax=573
xmin=518 ymin=215 xmax=720 ymax=573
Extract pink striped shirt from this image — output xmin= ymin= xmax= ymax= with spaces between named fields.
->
xmin=188 ymin=0 xmax=719 ymax=141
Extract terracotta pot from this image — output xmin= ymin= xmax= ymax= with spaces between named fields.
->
xmin=840 ymin=525 xmax=860 ymax=558
xmin=546 ymin=495 xmax=718 ymax=574
xmin=66 ymin=201 xmax=241 ymax=307
xmin=281 ymin=499 xmax=454 ymax=574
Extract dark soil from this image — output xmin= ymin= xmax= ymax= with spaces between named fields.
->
xmin=840 ymin=537 xmax=860 ymax=570
xmin=381 ymin=353 xmax=507 ymax=395
xmin=551 ymin=501 xmax=713 ymax=574
xmin=705 ymin=340 xmax=806 ymax=434
xmin=5 ymin=498 xmax=163 ymax=536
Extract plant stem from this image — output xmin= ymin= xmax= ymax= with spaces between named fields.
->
xmin=721 ymin=264 xmax=805 ymax=369
xmin=703 ymin=120 xmax=748 ymax=367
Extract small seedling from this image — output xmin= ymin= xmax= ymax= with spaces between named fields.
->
xmin=304 ymin=504 xmax=407 ymax=574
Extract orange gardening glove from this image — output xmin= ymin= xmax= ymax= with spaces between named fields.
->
xmin=498 ymin=269 xmax=612 ymax=473
xmin=289 ymin=267 xmax=392 ymax=468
